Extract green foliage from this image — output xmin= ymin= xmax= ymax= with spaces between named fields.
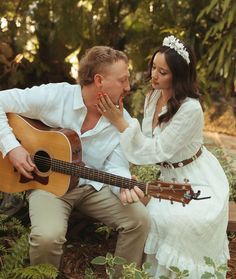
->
xmin=0 ymin=214 xmax=27 ymax=235
xmin=87 ymin=253 xmax=228 ymax=279
xmin=196 ymin=0 xmax=236 ymax=99
xmin=1 ymin=0 xmax=235 ymax=104
xmin=85 ymin=267 xmax=98 ymax=279
xmin=91 ymin=252 xmax=127 ymax=278
xmin=208 ymin=147 xmax=236 ymax=201
xmin=0 ymin=42 xmax=26 ymax=90
xmin=89 ymin=252 xmax=151 ymax=279
xmin=159 ymin=257 xmax=228 ymax=279
xmin=200 ymin=257 xmax=228 ymax=279
xmin=127 ymin=81 xmax=149 ymax=121
xmin=160 ymin=266 xmax=189 ymax=279
xmin=11 ymin=264 xmax=58 ymax=279
xmin=0 ymin=214 xmax=58 ymax=279
xmin=0 ymin=233 xmax=30 ymax=277
xmin=95 ymin=225 xmax=114 ymax=240
xmin=121 ymin=262 xmax=152 ymax=279
xmin=130 ymin=164 xmax=160 ymax=183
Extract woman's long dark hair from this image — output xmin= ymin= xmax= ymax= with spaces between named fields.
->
xmin=147 ymin=42 xmax=200 ymax=124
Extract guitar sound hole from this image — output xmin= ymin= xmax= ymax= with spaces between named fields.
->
xmin=34 ymin=150 xmax=51 ymax=173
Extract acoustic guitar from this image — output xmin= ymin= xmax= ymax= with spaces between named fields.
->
xmin=0 ymin=113 xmax=200 ymax=205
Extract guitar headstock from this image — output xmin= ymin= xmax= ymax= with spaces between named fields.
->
xmin=146 ymin=180 xmax=196 ymax=205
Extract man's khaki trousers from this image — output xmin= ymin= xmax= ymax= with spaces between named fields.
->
xmin=28 ymin=185 xmax=150 ymax=269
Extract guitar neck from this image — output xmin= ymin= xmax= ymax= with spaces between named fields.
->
xmin=42 ymin=156 xmax=147 ymax=191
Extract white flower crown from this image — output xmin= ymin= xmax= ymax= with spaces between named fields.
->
xmin=162 ymin=35 xmax=190 ymax=64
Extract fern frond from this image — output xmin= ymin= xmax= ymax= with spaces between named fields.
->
xmin=0 ymin=244 xmax=7 ymax=254
xmin=12 ymin=263 xmax=58 ymax=279
xmin=0 ymin=214 xmax=27 ymax=235
xmin=1 ymin=233 xmax=29 ymax=272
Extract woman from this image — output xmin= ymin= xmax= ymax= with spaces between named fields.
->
xmin=96 ymin=35 xmax=229 ymax=278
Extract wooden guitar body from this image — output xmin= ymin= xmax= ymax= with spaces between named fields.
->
xmin=0 ymin=113 xmax=82 ymax=196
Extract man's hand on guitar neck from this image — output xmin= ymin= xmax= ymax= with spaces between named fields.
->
xmin=7 ymin=146 xmax=35 ymax=179
xmin=120 ymin=186 xmax=145 ymax=205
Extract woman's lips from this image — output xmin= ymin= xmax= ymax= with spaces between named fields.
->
xmin=152 ymin=80 xmax=159 ymax=87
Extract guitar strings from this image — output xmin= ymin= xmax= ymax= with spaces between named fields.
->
xmin=31 ymin=155 xmax=192 ymax=193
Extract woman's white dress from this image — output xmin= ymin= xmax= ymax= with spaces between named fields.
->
xmin=121 ymin=90 xmax=229 ymax=278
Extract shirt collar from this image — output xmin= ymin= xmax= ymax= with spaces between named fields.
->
xmin=73 ymin=85 xmax=85 ymax=110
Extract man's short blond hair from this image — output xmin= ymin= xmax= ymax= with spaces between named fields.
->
xmin=78 ymin=46 xmax=128 ymax=86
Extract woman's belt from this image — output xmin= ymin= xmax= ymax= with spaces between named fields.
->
xmin=157 ymin=147 xmax=202 ymax=169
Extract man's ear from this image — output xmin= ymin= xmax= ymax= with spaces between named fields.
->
xmin=94 ymin=74 xmax=103 ymax=88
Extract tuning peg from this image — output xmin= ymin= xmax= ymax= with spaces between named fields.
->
xmin=156 ymin=194 xmax=161 ymax=202
xmin=184 ymin=178 xmax=189 ymax=183
xmin=168 ymin=196 xmax=174 ymax=204
xmin=180 ymin=198 xmax=186 ymax=206
xmin=169 ymin=184 xmax=176 ymax=192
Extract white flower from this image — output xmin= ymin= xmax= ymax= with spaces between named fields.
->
xmin=163 ymin=35 xmax=190 ymax=64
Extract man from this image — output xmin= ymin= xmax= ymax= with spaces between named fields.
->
xmin=0 ymin=46 xmax=150 ymax=270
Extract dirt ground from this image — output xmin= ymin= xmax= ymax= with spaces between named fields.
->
xmin=61 ymin=220 xmax=117 ymax=279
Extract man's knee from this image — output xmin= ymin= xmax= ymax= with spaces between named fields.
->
xmin=29 ymin=227 xmax=66 ymax=250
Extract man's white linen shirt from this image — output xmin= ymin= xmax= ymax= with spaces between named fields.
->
xmin=0 ymin=82 xmax=132 ymax=195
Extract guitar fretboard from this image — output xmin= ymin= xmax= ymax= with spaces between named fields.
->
xmin=34 ymin=155 xmax=146 ymax=190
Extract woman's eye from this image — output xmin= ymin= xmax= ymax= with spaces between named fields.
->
xmin=160 ymin=71 xmax=166 ymax=75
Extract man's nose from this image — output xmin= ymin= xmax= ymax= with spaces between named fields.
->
xmin=124 ymin=81 xmax=131 ymax=92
